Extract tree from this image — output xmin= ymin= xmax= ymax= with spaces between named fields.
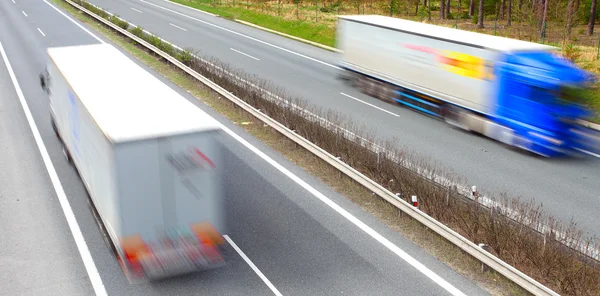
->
xmin=477 ymin=0 xmax=484 ymax=27
xmin=540 ymin=0 xmax=549 ymax=39
xmin=470 ymin=0 xmax=475 ymax=16
xmin=428 ymin=0 xmax=432 ymax=20
xmin=440 ymin=0 xmax=446 ymax=18
xmin=567 ymin=0 xmax=575 ymax=36
xmin=506 ymin=0 xmax=512 ymax=26
xmin=589 ymin=0 xmax=597 ymax=35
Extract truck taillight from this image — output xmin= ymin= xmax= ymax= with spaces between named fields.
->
xmin=190 ymin=222 xmax=224 ymax=246
xmin=120 ymin=235 xmax=150 ymax=278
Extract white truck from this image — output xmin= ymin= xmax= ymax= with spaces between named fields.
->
xmin=336 ymin=15 xmax=598 ymax=157
xmin=40 ymin=43 xmax=226 ymax=281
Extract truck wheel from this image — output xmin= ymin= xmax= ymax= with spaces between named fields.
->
xmin=51 ymin=118 xmax=60 ymax=139
xmin=61 ymin=142 xmax=73 ymax=164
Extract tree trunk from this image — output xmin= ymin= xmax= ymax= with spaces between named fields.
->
xmin=415 ymin=0 xmax=419 ymax=15
xmin=589 ymin=0 xmax=597 ymax=35
xmin=500 ymin=0 xmax=506 ymax=19
xmin=540 ymin=0 xmax=548 ymax=38
xmin=446 ymin=0 xmax=451 ymax=16
xmin=477 ymin=0 xmax=484 ymax=27
xmin=470 ymin=0 xmax=475 ymax=16
xmin=518 ymin=0 xmax=523 ymax=10
xmin=428 ymin=0 xmax=432 ymax=20
xmin=537 ymin=0 xmax=544 ymax=31
xmin=441 ymin=0 xmax=446 ymax=18
xmin=567 ymin=0 xmax=575 ymax=37
xmin=507 ymin=0 xmax=512 ymax=25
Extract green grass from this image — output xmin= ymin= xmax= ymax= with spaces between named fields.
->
xmin=172 ymin=0 xmax=336 ymax=46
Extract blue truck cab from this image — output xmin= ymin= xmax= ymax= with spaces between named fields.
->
xmin=492 ymin=50 xmax=598 ymax=157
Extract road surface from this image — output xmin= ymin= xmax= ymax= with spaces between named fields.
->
xmin=0 ymin=1 xmax=489 ymax=295
xmin=77 ymin=0 xmax=600 ymax=238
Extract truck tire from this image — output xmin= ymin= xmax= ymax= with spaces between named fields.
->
xmin=61 ymin=141 xmax=73 ymax=164
xmin=51 ymin=117 xmax=60 ymax=139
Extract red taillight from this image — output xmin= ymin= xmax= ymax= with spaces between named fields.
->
xmin=120 ymin=235 xmax=150 ymax=278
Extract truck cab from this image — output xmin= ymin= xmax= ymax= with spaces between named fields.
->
xmin=492 ymin=50 xmax=598 ymax=157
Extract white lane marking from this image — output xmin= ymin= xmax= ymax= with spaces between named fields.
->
xmin=0 ymin=42 xmax=108 ymax=296
xmin=130 ymin=7 xmax=143 ymax=13
xmin=159 ymin=0 xmax=216 ymax=16
xmin=216 ymin=123 xmax=466 ymax=296
xmin=37 ymin=28 xmax=46 ymax=37
xmin=340 ymin=92 xmax=400 ymax=117
xmin=43 ymin=0 xmax=105 ymax=44
xmin=224 ymin=235 xmax=282 ymax=296
xmin=576 ymin=148 xmax=600 ymax=158
xmin=22 ymin=10 xmax=28 ymax=17
xmin=55 ymin=5 xmax=466 ymax=293
xmin=169 ymin=22 xmax=187 ymax=31
xmin=138 ymin=0 xmax=341 ymax=70
xmin=230 ymin=48 xmax=259 ymax=61
xmin=12 ymin=0 xmax=15 ymax=3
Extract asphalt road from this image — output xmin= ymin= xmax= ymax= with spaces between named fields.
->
xmin=0 ymin=1 xmax=490 ymax=295
xmin=79 ymin=0 xmax=600 ymax=238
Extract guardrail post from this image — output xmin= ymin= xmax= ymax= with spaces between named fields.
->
xmin=336 ymin=157 xmax=342 ymax=178
xmin=478 ymin=243 xmax=490 ymax=272
xmin=292 ymin=130 xmax=298 ymax=148
xmin=471 ymin=185 xmax=478 ymax=202
xmin=395 ymin=193 xmax=403 ymax=216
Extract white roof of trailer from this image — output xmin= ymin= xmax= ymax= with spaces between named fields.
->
xmin=339 ymin=15 xmax=556 ymax=52
xmin=47 ymin=43 xmax=221 ymax=143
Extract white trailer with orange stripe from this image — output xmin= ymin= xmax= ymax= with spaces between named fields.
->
xmin=336 ymin=15 xmax=598 ymax=157
xmin=41 ymin=43 xmax=226 ymax=282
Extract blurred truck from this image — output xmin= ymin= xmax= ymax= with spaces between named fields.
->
xmin=336 ymin=15 xmax=600 ymax=157
xmin=40 ymin=43 xmax=226 ymax=282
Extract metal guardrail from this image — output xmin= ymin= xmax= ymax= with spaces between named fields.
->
xmin=73 ymin=0 xmax=600 ymax=263
xmin=62 ymin=1 xmax=561 ymax=295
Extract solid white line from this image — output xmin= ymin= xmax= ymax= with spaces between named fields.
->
xmin=340 ymin=92 xmax=400 ymax=117
xmin=230 ymin=48 xmax=260 ymax=61
xmin=37 ymin=28 xmax=46 ymax=37
xmin=159 ymin=0 xmax=216 ymax=16
xmin=43 ymin=0 xmax=105 ymax=44
xmin=224 ymin=235 xmax=282 ymax=296
xmin=12 ymin=0 xmax=15 ymax=3
xmin=52 ymin=4 xmax=465 ymax=293
xmin=130 ymin=7 xmax=143 ymax=13
xmin=169 ymin=22 xmax=187 ymax=31
xmin=576 ymin=148 xmax=600 ymax=158
xmin=138 ymin=0 xmax=341 ymax=70
xmin=22 ymin=10 xmax=28 ymax=17
xmin=0 ymin=42 xmax=108 ymax=296
xmin=216 ymin=123 xmax=466 ymax=296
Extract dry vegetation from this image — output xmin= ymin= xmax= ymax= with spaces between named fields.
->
xmin=61 ymin=0 xmax=600 ymax=294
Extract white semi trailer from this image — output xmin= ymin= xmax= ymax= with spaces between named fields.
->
xmin=336 ymin=15 xmax=598 ymax=157
xmin=40 ymin=43 xmax=226 ymax=281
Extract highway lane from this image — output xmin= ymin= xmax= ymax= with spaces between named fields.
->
xmin=0 ymin=41 xmax=96 ymax=296
xmin=0 ymin=1 xmax=490 ymax=295
xmin=85 ymin=0 xmax=600 ymax=237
